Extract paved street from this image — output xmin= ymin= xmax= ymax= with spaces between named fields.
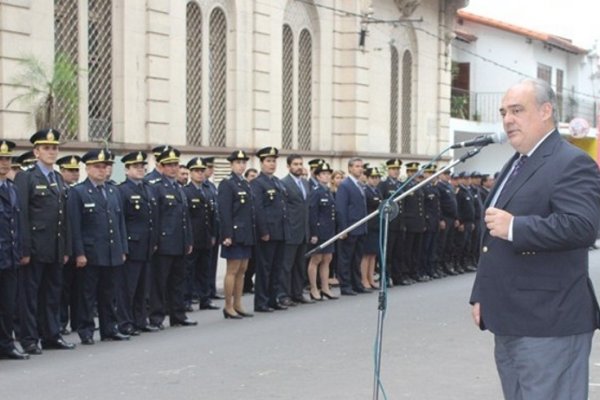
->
xmin=3 ymin=249 xmax=600 ymax=399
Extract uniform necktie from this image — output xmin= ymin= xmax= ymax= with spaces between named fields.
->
xmin=48 ymin=171 xmax=55 ymax=184
xmin=0 ymin=182 xmax=8 ymax=197
xmin=98 ymin=184 xmax=107 ymax=199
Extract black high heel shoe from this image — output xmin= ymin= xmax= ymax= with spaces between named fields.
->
xmin=234 ymin=309 xmax=254 ymax=318
xmin=223 ymin=309 xmax=243 ymax=319
xmin=321 ymin=291 xmax=339 ymax=300
xmin=310 ymin=292 xmax=323 ymax=301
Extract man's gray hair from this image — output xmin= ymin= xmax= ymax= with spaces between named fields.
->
xmin=520 ymin=78 xmax=558 ymax=126
xmin=347 ymin=157 xmax=362 ymax=168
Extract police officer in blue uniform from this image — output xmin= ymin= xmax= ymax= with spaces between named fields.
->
xmin=149 ymin=148 xmax=196 ymax=329
xmin=15 ymin=129 xmax=75 ymax=354
xmin=69 ymin=149 xmax=129 ymax=344
xmin=436 ymin=169 xmax=459 ymax=276
xmin=251 ymin=147 xmax=290 ymax=312
xmin=307 ymin=158 xmax=326 ymax=192
xmin=0 ymin=140 xmax=29 ymax=360
xmin=453 ymin=172 xmax=475 ymax=273
xmin=402 ymin=162 xmax=427 ymax=282
xmin=144 ymin=145 xmax=173 ymax=185
xmin=183 ymin=157 xmax=218 ymax=311
xmin=201 ymin=156 xmax=223 ymax=300
xmin=218 ymin=150 xmax=256 ymax=319
xmin=116 ymin=151 xmax=160 ymax=335
xmin=468 ymin=172 xmax=484 ymax=270
xmin=362 ymin=166 xmax=383 ymax=289
xmin=56 ymin=155 xmax=81 ymax=335
xmin=421 ymin=164 xmax=442 ymax=279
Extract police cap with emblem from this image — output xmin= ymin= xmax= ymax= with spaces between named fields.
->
xmin=256 ymin=146 xmax=279 ymax=159
xmin=385 ymin=158 xmax=402 ymax=169
xmin=0 ymin=140 xmax=16 ymax=158
xmin=16 ymin=151 xmax=36 ymax=167
xmin=405 ymin=162 xmax=420 ymax=172
xmin=308 ymin=158 xmax=326 ymax=170
xmin=314 ymin=162 xmax=333 ymax=175
xmin=226 ymin=150 xmax=250 ymax=162
xmin=30 ymin=129 xmax=60 ymax=146
xmin=423 ymin=163 xmax=437 ymax=173
xmin=202 ymin=157 xmax=215 ymax=167
xmin=82 ymin=149 xmax=114 ymax=165
xmin=156 ymin=148 xmax=181 ymax=164
xmin=121 ymin=151 xmax=148 ymax=166
xmin=365 ymin=166 xmax=383 ymax=177
xmin=187 ymin=157 xmax=207 ymax=170
xmin=57 ymin=155 xmax=82 ymax=170
xmin=151 ymin=145 xmax=173 ymax=158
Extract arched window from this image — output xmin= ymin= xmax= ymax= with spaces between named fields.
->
xmin=390 ymin=45 xmax=399 ymax=153
xmin=297 ymin=29 xmax=312 ymax=151
xmin=209 ymin=7 xmax=227 ymax=147
xmin=54 ymin=0 xmax=79 ymax=140
xmin=281 ymin=24 xmax=294 ymax=150
xmin=88 ymin=0 xmax=113 ymax=141
xmin=186 ymin=2 xmax=203 ymax=145
xmin=401 ymin=50 xmax=413 ymax=153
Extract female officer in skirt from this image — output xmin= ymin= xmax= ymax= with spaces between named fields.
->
xmin=217 ymin=150 xmax=256 ymax=319
xmin=361 ymin=166 xmax=383 ymax=289
xmin=307 ymin=162 xmax=338 ymax=301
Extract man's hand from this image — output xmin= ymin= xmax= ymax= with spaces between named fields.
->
xmin=439 ymin=220 xmax=446 ymax=230
xmin=310 ymin=236 xmax=318 ymax=245
xmin=64 ymin=255 xmax=69 ymax=264
xmin=485 ymin=207 xmax=513 ymax=240
xmin=261 ymin=234 xmax=270 ymax=242
xmin=472 ymin=302 xmax=481 ymax=327
xmin=76 ymin=255 xmax=87 ymax=268
xmin=222 ymin=238 xmax=232 ymax=247
xmin=20 ymin=256 xmax=30 ymax=266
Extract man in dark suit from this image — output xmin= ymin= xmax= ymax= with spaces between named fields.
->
xmin=251 ymin=147 xmax=290 ymax=311
xmin=116 ymin=151 xmax=159 ymax=335
xmin=69 ymin=149 xmax=130 ymax=344
xmin=15 ymin=129 xmax=75 ymax=354
xmin=335 ymin=157 xmax=368 ymax=295
xmin=149 ymin=148 xmax=196 ymax=329
xmin=280 ymin=154 xmax=313 ymax=305
xmin=0 ymin=140 xmax=29 ymax=360
xmin=471 ymin=79 xmax=600 ymax=400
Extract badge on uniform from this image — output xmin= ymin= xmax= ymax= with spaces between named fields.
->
xmin=35 ymin=184 xmax=48 ymax=189
xmin=84 ymin=203 xmax=96 ymax=208
xmin=165 ymin=194 xmax=175 ymax=199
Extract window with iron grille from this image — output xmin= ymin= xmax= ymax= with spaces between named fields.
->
xmin=88 ymin=0 xmax=113 ymax=142
xmin=401 ymin=50 xmax=412 ymax=154
xmin=54 ymin=0 xmax=79 ymax=141
xmin=537 ymin=63 xmax=552 ymax=84
xmin=297 ymin=29 xmax=312 ymax=151
xmin=209 ymin=7 xmax=227 ymax=147
xmin=282 ymin=24 xmax=294 ymax=150
xmin=186 ymin=2 xmax=203 ymax=146
xmin=390 ymin=45 xmax=399 ymax=153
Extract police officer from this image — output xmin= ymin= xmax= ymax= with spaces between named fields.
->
xmin=468 ymin=172 xmax=484 ymax=269
xmin=148 ymin=148 xmax=196 ymax=329
xmin=0 ymin=140 xmax=29 ymax=360
xmin=116 ymin=151 xmax=159 ymax=335
xmin=307 ymin=158 xmax=326 ymax=192
xmin=15 ymin=151 xmax=36 ymax=170
xmin=144 ymin=145 xmax=173 ymax=185
xmin=15 ymin=129 xmax=75 ymax=354
xmin=377 ymin=158 xmax=406 ymax=285
xmin=202 ymin=157 xmax=223 ymax=301
xmin=436 ymin=169 xmax=459 ymax=276
xmin=421 ymin=164 xmax=442 ymax=279
xmin=362 ymin=166 xmax=383 ymax=289
xmin=69 ymin=149 xmax=129 ymax=344
xmin=183 ymin=157 xmax=218 ymax=311
xmin=56 ymin=155 xmax=81 ymax=335
xmin=453 ymin=172 xmax=475 ymax=273
xmin=402 ymin=162 xmax=427 ymax=282
xmin=251 ymin=147 xmax=289 ymax=312
xmin=218 ymin=150 xmax=256 ymax=318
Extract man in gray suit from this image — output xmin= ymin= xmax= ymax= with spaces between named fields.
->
xmin=471 ymin=78 xmax=600 ymax=400
xmin=280 ymin=154 xmax=313 ymax=305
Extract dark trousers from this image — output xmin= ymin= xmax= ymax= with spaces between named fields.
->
xmin=186 ymin=247 xmax=212 ymax=306
xmin=386 ymin=229 xmax=404 ymax=283
xmin=76 ymin=265 xmax=119 ymax=340
xmin=453 ymin=222 xmax=474 ymax=267
xmin=437 ymin=217 xmax=455 ymax=269
xmin=280 ymin=243 xmax=307 ymax=300
xmin=19 ymin=259 xmax=63 ymax=346
xmin=0 ymin=268 xmax=17 ymax=352
xmin=208 ymin=242 xmax=219 ymax=297
xmin=149 ymin=254 xmax=187 ymax=325
xmin=421 ymin=230 xmax=438 ymax=276
xmin=116 ymin=260 xmax=150 ymax=331
xmin=403 ymin=232 xmax=423 ymax=278
xmin=470 ymin=220 xmax=482 ymax=265
xmin=60 ymin=258 xmax=78 ymax=331
xmin=337 ymin=234 xmax=365 ymax=292
xmin=254 ymin=240 xmax=285 ymax=309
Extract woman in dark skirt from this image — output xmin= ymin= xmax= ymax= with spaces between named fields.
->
xmin=307 ymin=162 xmax=338 ymax=300
xmin=217 ymin=150 xmax=256 ymax=319
xmin=361 ymin=166 xmax=383 ymax=289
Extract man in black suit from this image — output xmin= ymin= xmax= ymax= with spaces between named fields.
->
xmin=149 ymin=148 xmax=196 ymax=328
xmin=280 ymin=154 xmax=313 ymax=305
xmin=116 ymin=151 xmax=159 ymax=335
xmin=0 ymin=140 xmax=29 ymax=360
xmin=471 ymin=79 xmax=600 ymax=400
xmin=15 ymin=129 xmax=75 ymax=354
xmin=69 ymin=149 xmax=130 ymax=344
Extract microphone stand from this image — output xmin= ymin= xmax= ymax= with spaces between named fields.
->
xmin=303 ymin=147 xmax=484 ymax=400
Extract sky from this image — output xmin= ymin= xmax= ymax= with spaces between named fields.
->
xmin=464 ymin=0 xmax=599 ymax=50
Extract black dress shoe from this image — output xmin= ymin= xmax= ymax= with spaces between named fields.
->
xmin=22 ymin=343 xmax=42 ymax=355
xmin=223 ymin=309 xmax=243 ymax=319
xmin=340 ymin=289 xmax=357 ymax=296
xmin=148 ymin=323 xmax=165 ymax=330
xmin=199 ymin=302 xmax=219 ymax=310
xmin=81 ymin=337 xmax=95 ymax=345
xmin=234 ymin=309 xmax=254 ymax=318
xmin=211 ymin=294 xmax=225 ymax=300
xmin=271 ymin=303 xmax=288 ymax=310
xmin=279 ymin=298 xmax=297 ymax=307
xmin=292 ymin=296 xmax=315 ymax=304
xmin=140 ymin=324 xmax=160 ymax=333
xmin=1 ymin=348 xmax=30 ymax=360
xmin=170 ymin=319 xmax=198 ymax=327
xmin=42 ymin=337 xmax=76 ymax=350
xmin=101 ymin=332 xmax=130 ymax=341
xmin=120 ymin=327 xmax=141 ymax=336
xmin=254 ymin=306 xmax=274 ymax=312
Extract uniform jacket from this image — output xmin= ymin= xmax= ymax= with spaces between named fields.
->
xmin=437 ymin=180 xmax=458 ymax=220
xmin=423 ymin=182 xmax=441 ymax=232
xmin=0 ymin=180 xmax=21 ymax=269
xmin=15 ymin=164 xmax=70 ymax=263
xmin=183 ymin=182 xmax=216 ymax=250
xmin=335 ymin=177 xmax=367 ymax=236
xmin=217 ymin=173 xmax=256 ymax=246
xmin=152 ymin=177 xmax=193 ymax=256
xmin=402 ymin=179 xmax=425 ymax=233
xmin=377 ymin=178 xmax=404 ymax=232
xmin=144 ymin=168 xmax=162 ymax=185
xmin=281 ymin=174 xmax=309 ymax=245
xmin=251 ymin=173 xmax=289 ymax=241
xmin=469 ymin=185 xmax=483 ymax=221
xmin=118 ymin=179 xmax=158 ymax=261
xmin=365 ymin=185 xmax=382 ymax=232
xmin=470 ymin=131 xmax=600 ymax=337
xmin=456 ymin=184 xmax=475 ymax=224
xmin=308 ymin=183 xmax=336 ymax=242
xmin=69 ymin=179 xmax=128 ymax=266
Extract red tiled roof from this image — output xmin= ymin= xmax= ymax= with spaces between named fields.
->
xmin=456 ymin=10 xmax=588 ymax=55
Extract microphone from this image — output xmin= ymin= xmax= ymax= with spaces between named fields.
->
xmin=450 ymin=132 xmax=507 ymax=149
